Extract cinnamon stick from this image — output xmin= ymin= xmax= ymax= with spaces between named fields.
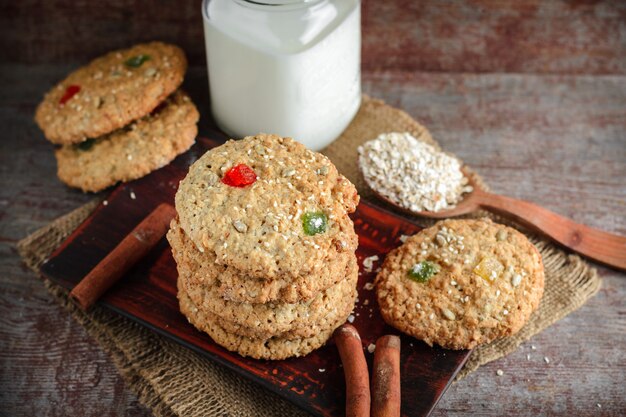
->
xmin=333 ymin=324 xmax=371 ymax=417
xmin=69 ymin=203 xmax=176 ymax=311
xmin=371 ymin=335 xmax=401 ymax=417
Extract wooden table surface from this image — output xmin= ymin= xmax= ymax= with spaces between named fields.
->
xmin=1 ymin=1 xmax=624 ymax=416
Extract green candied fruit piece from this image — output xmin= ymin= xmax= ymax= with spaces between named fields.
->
xmin=76 ymin=138 xmax=96 ymax=151
xmin=125 ymin=54 xmax=151 ymax=68
xmin=407 ymin=261 xmax=439 ymax=283
xmin=301 ymin=211 xmax=328 ymax=236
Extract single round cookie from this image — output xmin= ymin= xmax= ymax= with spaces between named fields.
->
xmin=35 ymin=41 xmax=187 ymax=144
xmin=178 ymin=288 xmax=346 ymax=360
xmin=175 ymin=134 xmax=359 ymax=280
xmin=55 ymin=90 xmax=198 ymax=192
xmin=178 ymin=248 xmax=357 ymax=338
xmin=375 ymin=218 xmax=544 ymax=350
xmin=167 ymin=217 xmax=353 ymax=303
xmin=177 ymin=257 xmax=357 ymax=340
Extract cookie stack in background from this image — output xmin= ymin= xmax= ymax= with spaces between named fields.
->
xmin=34 ymin=42 xmax=199 ymax=192
xmin=168 ymin=134 xmax=360 ymax=360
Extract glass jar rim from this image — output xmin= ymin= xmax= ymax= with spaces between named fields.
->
xmin=234 ymin=0 xmax=319 ymax=6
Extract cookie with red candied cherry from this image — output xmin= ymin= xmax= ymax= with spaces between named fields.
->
xmin=375 ymin=218 xmax=544 ymax=350
xmin=174 ymin=133 xmax=360 ymax=280
xmin=54 ymin=90 xmax=198 ymax=192
xmin=35 ymin=41 xmax=186 ymax=145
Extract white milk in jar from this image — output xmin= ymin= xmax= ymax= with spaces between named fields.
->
xmin=202 ymin=0 xmax=361 ymax=150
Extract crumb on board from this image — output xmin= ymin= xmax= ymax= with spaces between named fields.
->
xmin=362 ymin=255 xmax=379 ymax=273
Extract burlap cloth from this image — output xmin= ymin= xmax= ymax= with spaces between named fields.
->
xmin=17 ymin=96 xmax=600 ymax=416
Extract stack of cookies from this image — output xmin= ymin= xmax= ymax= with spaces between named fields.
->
xmin=168 ymin=134 xmax=360 ymax=360
xmin=34 ymin=42 xmax=199 ymax=192
xmin=376 ymin=218 xmax=545 ymax=350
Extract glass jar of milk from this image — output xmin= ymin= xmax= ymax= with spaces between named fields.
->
xmin=202 ymin=0 xmax=361 ymax=150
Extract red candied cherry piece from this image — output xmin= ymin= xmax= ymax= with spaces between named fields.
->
xmin=221 ymin=164 xmax=257 ymax=187
xmin=59 ymin=85 xmax=81 ymax=105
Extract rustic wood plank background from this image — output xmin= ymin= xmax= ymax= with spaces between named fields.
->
xmin=2 ymin=0 xmax=626 ymax=74
xmin=0 ymin=1 xmax=624 ymax=416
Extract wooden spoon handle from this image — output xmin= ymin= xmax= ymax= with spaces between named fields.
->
xmin=477 ymin=192 xmax=626 ymax=271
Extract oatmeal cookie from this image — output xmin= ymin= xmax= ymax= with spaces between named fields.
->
xmin=168 ymin=217 xmax=352 ymax=303
xmin=55 ymin=90 xmax=198 ymax=192
xmin=176 ymin=248 xmax=357 ymax=338
xmin=176 ymin=257 xmax=357 ymax=339
xmin=175 ymin=134 xmax=359 ymax=280
xmin=375 ymin=218 xmax=544 ymax=350
xmin=178 ymin=287 xmax=346 ymax=360
xmin=35 ymin=41 xmax=187 ymax=144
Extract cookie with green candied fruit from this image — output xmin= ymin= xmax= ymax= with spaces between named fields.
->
xmin=174 ymin=133 xmax=359 ymax=280
xmin=55 ymin=90 xmax=198 ymax=192
xmin=375 ymin=218 xmax=544 ymax=350
xmin=35 ymin=41 xmax=186 ymax=144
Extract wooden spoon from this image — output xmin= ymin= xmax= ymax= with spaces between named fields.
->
xmin=367 ymin=168 xmax=626 ymax=271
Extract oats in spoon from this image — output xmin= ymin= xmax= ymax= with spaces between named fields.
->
xmin=358 ymin=132 xmax=472 ymax=213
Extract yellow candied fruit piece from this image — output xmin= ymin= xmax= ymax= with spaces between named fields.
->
xmin=473 ymin=257 xmax=504 ymax=283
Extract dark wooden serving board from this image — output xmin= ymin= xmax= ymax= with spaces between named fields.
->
xmin=40 ymin=137 xmax=471 ymax=417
